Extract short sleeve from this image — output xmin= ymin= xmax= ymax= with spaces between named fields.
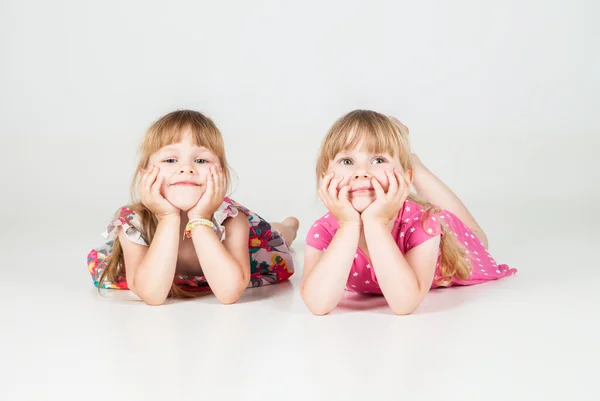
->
xmin=403 ymin=211 xmax=442 ymax=252
xmin=305 ymin=220 xmax=334 ymax=251
xmin=212 ymin=198 xmax=249 ymax=241
xmin=103 ymin=207 xmax=148 ymax=246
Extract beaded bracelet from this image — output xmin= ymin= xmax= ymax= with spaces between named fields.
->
xmin=184 ymin=218 xmax=217 ymax=239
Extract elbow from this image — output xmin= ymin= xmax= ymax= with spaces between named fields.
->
xmin=130 ymin=282 xmax=169 ymax=306
xmin=391 ymin=307 xmax=416 ymax=316
xmin=390 ymin=301 xmax=420 ymax=316
xmin=300 ymin=288 xmax=334 ymax=316
xmin=214 ymin=277 xmax=248 ymax=305
xmin=141 ymin=293 xmax=168 ymax=306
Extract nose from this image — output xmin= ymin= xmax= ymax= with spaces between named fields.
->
xmin=179 ymin=164 xmax=195 ymax=175
xmin=352 ymin=165 xmax=371 ymax=180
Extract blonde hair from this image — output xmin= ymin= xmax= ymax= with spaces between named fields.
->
xmin=98 ymin=109 xmax=231 ymax=297
xmin=316 ymin=109 xmax=471 ymax=286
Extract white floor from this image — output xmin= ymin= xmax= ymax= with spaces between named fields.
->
xmin=1 ymin=204 xmax=598 ymax=401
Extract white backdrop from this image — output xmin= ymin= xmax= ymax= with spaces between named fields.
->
xmin=1 ymin=0 xmax=598 ymax=243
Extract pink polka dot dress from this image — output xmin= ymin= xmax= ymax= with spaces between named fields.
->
xmin=305 ymin=200 xmax=516 ymax=294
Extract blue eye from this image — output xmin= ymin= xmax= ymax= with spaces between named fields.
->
xmin=195 ymin=159 xmax=208 ymax=164
xmin=373 ymin=157 xmax=386 ymax=164
xmin=163 ymin=158 xmax=177 ymax=163
xmin=339 ymin=158 xmax=353 ymax=166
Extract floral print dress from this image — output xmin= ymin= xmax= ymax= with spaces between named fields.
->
xmin=87 ymin=197 xmax=294 ymax=291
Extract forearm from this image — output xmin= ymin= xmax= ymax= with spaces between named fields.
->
xmin=133 ymin=216 xmax=180 ymax=304
xmin=363 ymin=220 xmax=423 ymax=314
xmin=301 ymin=223 xmax=360 ymax=315
xmin=191 ymin=226 xmax=249 ymax=304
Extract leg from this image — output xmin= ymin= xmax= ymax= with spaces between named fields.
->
xmin=271 ymin=217 xmax=300 ymax=246
xmin=411 ymin=154 xmax=489 ymax=248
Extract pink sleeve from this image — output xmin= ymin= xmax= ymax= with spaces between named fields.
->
xmin=404 ymin=212 xmax=442 ymax=252
xmin=305 ymin=220 xmax=334 ymax=251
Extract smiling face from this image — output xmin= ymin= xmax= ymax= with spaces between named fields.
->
xmin=147 ymin=132 xmax=221 ymax=211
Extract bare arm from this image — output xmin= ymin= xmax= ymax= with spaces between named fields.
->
xmin=119 ymin=214 xmax=180 ymax=306
xmin=190 ymin=213 xmax=251 ymax=304
xmin=301 ymin=222 xmax=361 ymax=316
xmin=363 ymin=219 xmax=439 ymax=315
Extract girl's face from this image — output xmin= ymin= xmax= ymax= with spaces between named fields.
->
xmin=326 ymin=144 xmax=410 ymax=213
xmin=147 ymin=131 xmax=221 ymax=211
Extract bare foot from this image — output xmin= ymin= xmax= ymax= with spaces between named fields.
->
xmin=271 ymin=217 xmax=300 ymax=245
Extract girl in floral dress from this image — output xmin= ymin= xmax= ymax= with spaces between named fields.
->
xmin=87 ymin=110 xmax=298 ymax=306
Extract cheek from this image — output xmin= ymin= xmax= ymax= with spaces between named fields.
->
xmin=373 ymin=170 xmax=390 ymax=189
xmin=328 ymin=166 xmax=351 ymax=188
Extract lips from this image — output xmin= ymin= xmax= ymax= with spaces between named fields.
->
xmin=170 ymin=181 xmax=200 ymax=187
xmin=350 ymin=186 xmax=374 ymax=193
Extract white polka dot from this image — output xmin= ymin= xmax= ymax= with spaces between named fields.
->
xmin=464 ymin=241 xmax=468 ymax=245
xmin=440 ymin=215 xmax=445 ymax=219
xmin=400 ymin=232 xmax=405 ymax=237
xmin=414 ymin=217 xmax=419 ymax=221
xmin=352 ymin=285 xmax=356 ymax=288
xmin=476 ymin=258 xmax=480 ymax=261
xmin=479 ymin=264 xmax=483 ymax=267
xmin=313 ymin=233 xmax=320 ymax=239
xmin=313 ymin=224 xmax=318 ymax=227
xmin=405 ymin=218 xmax=411 ymax=223
xmin=410 ymin=228 xmax=416 ymax=233
xmin=365 ymin=280 xmax=371 ymax=284
xmin=405 ymin=206 xmax=411 ymax=212
xmin=432 ymin=217 xmax=436 ymax=221
xmin=325 ymin=214 xmax=330 ymax=218
xmin=471 ymin=234 xmax=475 ymax=238
xmin=496 ymin=270 xmax=501 ymax=274
xmin=474 ymin=251 xmax=478 ymax=255
xmin=454 ymin=233 xmax=458 ymax=237
xmin=427 ymin=228 xmax=433 ymax=234
xmin=481 ymin=269 xmax=486 ymax=272
xmin=354 ymin=254 xmax=358 ymax=258
xmin=366 ymin=264 xmax=371 ymax=269
xmin=483 ymin=272 xmax=488 ymax=275
xmin=353 ymin=272 xmax=359 ymax=277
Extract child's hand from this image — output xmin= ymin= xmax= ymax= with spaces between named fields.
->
xmin=318 ymin=173 xmax=361 ymax=227
xmin=139 ymin=166 xmax=179 ymax=220
xmin=188 ymin=165 xmax=227 ymax=220
xmin=361 ymin=169 xmax=410 ymax=225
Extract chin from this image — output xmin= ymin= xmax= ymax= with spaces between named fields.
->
xmin=350 ymin=198 xmax=373 ymax=213
xmin=166 ymin=196 xmax=200 ymax=212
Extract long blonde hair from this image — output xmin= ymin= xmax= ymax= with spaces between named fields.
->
xmin=98 ymin=109 xmax=231 ymax=297
xmin=316 ymin=110 xmax=471 ymax=286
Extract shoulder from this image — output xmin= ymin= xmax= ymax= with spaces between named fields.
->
xmin=305 ymin=212 xmax=338 ymax=250
xmin=396 ymin=200 xmax=443 ymax=252
xmin=103 ymin=205 xmax=148 ymax=246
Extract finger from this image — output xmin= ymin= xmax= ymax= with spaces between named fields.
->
xmin=205 ymin=167 xmax=215 ymax=196
xmin=372 ymin=177 xmax=385 ymax=199
xmin=328 ymin=175 xmax=342 ymax=199
xmin=150 ymin=173 xmax=164 ymax=200
xmin=217 ymin=166 xmax=227 ymax=195
xmin=386 ymin=170 xmax=398 ymax=195
xmin=139 ymin=167 xmax=154 ymax=198
xmin=394 ymin=169 xmax=409 ymax=194
xmin=320 ymin=172 xmax=334 ymax=193
xmin=338 ymin=185 xmax=352 ymax=206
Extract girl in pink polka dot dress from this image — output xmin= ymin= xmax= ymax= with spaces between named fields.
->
xmin=302 ymin=110 xmax=516 ymax=316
